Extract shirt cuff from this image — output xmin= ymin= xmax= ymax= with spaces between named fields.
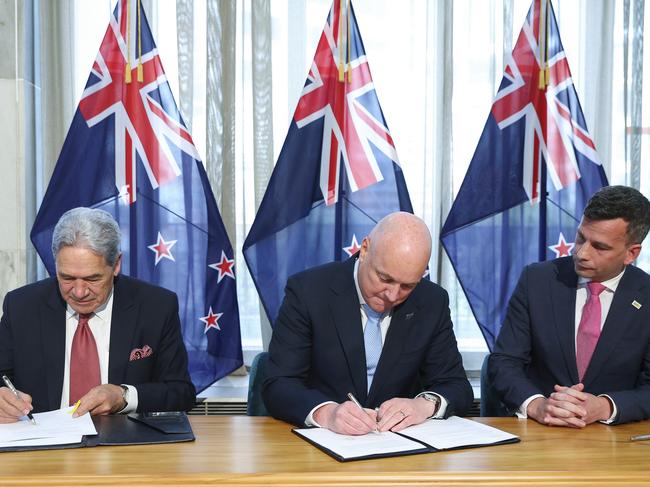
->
xmin=416 ymin=391 xmax=448 ymax=418
xmin=305 ymin=401 xmax=337 ymax=427
xmin=517 ymin=394 xmax=544 ymax=419
xmin=598 ymin=394 xmax=617 ymax=424
xmin=117 ymin=384 xmax=138 ymax=414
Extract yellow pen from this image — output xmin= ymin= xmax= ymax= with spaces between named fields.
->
xmin=70 ymin=400 xmax=81 ymax=415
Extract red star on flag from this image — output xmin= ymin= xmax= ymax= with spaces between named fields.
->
xmin=147 ymin=232 xmax=178 ymax=265
xmin=200 ymin=307 xmax=223 ymax=334
xmin=343 ymin=235 xmax=362 ymax=257
xmin=548 ymin=232 xmax=575 ymax=258
xmin=208 ymin=251 xmax=236 ymax=283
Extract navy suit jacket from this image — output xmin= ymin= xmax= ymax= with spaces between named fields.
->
xmin=0 ymin=275 xmax=196 ymax=413
xmin=263 ymin=257 xmax=473 ymax=426
xmin=490 ymin=257 xmax=650 ymax=424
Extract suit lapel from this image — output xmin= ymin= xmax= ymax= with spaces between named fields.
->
xmin=367 ymin=296 xmax=419 ymax=404
xmin=42 ymin=280 xmax=67 ymax=409
xmin=583 ymin=267 xmax=644 ymax=386
xmin=551 ymin=258 xmax=580 ymax=383
xmin=329 ymin=259 xmax=367 ymax=401
xmin=108 ymin=277 xmax=137 ymax=384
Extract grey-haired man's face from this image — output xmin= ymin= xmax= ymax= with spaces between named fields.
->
xmin=55 ymin=246 xmax=121 ymax=314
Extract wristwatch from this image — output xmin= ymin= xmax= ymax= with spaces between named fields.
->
xmin=420 ymin=393 xmax=441 ymax=418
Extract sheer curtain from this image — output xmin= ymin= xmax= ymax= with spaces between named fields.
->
xmin=34 ymin=0 xmax=632 ymax=368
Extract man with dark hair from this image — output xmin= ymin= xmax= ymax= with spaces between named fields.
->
xmin=490 ymin=185 xmax=650 ymax=427
xmin=0 ymin=208 xmax=195 ymax=423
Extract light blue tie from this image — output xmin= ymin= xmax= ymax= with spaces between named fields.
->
xmin=363 ymin=304 xmax=383 ymax=392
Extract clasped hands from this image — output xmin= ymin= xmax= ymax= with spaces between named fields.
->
xmin=0 ymin=384 xmax=126 ymax=423
xmin=313 ymin=396 xmax=436 ymax=436
xmin=527 ymin=383 xmax=613 ymax=428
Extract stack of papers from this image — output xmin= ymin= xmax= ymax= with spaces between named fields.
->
xmin=0 ymin=406 xmax=97 ymax=449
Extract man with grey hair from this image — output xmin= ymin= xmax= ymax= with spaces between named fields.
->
xmin=264 ymin=212 xmax=473 ymax=435
xmin=0 ymin=207 xmax=195 ymax=422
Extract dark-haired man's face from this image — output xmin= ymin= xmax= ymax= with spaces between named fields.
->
xmin=573 ymin=217 xmax=641 ymax=282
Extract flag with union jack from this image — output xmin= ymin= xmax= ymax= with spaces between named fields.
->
xmin=30 ymin=0 xmax=242 ymax=392
xmin=440 ymin=0 xmax=608 ymax=350
xmin=243 ymin=0 xmax=413 ymax=324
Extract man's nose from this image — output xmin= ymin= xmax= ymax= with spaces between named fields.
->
xmin=575 ymin=243 xmax=589 ymax=260
xmin=384 ymin=284 xmax=400 ymax=302
xmin=71 ymin=281 xmax=89 ymax=298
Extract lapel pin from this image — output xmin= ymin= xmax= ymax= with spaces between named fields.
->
xmin=632 ymin=300 xmax=642 ymax=310
xmin=405 ymin=312 xmax=414 ymax=320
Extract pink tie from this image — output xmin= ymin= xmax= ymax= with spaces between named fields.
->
xmin=69 ymin=313 xmax=101 ymax=405
xmin=576 ymin=282 xmax=606 ymax=382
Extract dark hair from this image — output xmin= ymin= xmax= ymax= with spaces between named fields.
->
xmin=584 ymin=185 xmax=650 ymax=244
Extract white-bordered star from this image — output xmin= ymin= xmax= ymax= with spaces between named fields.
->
xmin=147 ymin=232 xmax=178 ymax=266
xmin=200 ymin=307 xmax=223 ymax=334
xmin=548 ymin=232 xmax=574 ymax=258
xmin=343 ymin=234 xmax=362 ymax=257
xmin=208 ymin=250 xmax=236 ymax=283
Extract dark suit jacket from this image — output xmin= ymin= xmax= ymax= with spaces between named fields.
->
xmin=0 ymin=275 xmax=196 ymax=413
xmin=490 ymin=257 xmax=650 ymax=424
xmin=263 ymin=257 xmax=473 ymax=426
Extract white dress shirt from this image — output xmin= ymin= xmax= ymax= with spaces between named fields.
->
xmin=306 ymin=260 xmax=447 ymax=426
xmin=518 ymin=268 xmax=625 ymax=422
xmin=61 ymin=290 xmax=138 ymax=412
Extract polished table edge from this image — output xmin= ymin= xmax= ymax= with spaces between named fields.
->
xmin=4 ymin=471 xmax=650 ymax=487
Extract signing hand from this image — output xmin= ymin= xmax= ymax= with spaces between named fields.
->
xmin=312 ymin=401 xmax=378 ymax=435
xmin=376 ymin=397 xmax=434 ymax=432
xmin=72 ymin=384 xmax=126 ymax=417
xmin=0 ymin=386 xmax=33 ymax=424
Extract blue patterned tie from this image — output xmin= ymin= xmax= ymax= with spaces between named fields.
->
xmin=363 ymin=304 xmax=383 ymax=392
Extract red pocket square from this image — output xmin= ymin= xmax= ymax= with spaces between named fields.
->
xmin=129 ymin=345 xmax=153 ymax=361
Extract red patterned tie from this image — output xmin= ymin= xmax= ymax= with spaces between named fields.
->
xmin=576 ymin=282 xmax=606 ymax=382
xmin=69 ymin=313 xmax=101 ymax=405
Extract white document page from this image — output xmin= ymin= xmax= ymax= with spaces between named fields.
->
xmin=0 ymin=406 xmax=97 ymax=446
xmin=400 ymin=416 xmax=517 ymax=450
xmin=295 ymin=428 xmax=426 ymax=460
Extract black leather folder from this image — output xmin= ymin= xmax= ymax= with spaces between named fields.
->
xmin=0 ymin=412 xmax=194 ymax=452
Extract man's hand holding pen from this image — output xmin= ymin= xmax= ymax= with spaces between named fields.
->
xmin=0 ymin=382 xmax=34 ymax=424
xmin=313 ymin=400 xmax=378 ymax=435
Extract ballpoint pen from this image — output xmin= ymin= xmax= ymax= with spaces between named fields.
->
xmin=630 ymin=434 xmax=650 ymax=442
xmin=347 ymin=392 xmax=379 ymax=433
xmin=2 ymin=375 xmax=36 ymax=425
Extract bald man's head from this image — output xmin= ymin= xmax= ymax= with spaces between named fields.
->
xmin=357 ymin=212 xmax=431 ymax=313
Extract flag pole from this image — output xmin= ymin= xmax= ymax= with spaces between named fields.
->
xmin=334 ymin=0 xmax=348 ymax=260
xmin=538 ymin=0 xmax=549 ymax=262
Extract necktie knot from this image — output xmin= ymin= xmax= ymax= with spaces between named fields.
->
xmin=587 ymin=282 xmax=606 ymax=297
xmin=78 ymin=313 xmax=92 ymax=324
xmin=363 ymin=304 xmax=383 ymax=322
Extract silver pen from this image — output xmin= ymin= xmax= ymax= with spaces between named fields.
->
xmin=630 ymin=434 xmax=650 ymax=441
xmin=347 ymin=392 xmax=379 ymax=433
xmin=2 ymin=375 xmax=36 ymax=425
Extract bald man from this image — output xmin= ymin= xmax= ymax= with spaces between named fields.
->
xmin=263 ymin=212 xmax=473 ymax=435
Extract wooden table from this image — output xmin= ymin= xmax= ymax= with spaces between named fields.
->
xmin=1 ymin=416 xmax=650 ymax=486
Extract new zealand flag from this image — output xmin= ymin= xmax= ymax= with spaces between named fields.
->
xmin=441 ymin=0 xmax=608 ymax=350
xmin=243 ymin=0 xmax=413 ymax=325
xmin=30 ymin=0 xmax=242 ymax=392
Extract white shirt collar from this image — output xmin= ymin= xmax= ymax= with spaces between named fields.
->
xmin=65 ymin=288 xmax=114 ymax=323
xmin=577 ymin=267 xmax=626 ymax=293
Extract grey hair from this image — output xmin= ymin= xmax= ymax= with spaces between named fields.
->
xmin=51 ymin=207 xmax=121 ymax=266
